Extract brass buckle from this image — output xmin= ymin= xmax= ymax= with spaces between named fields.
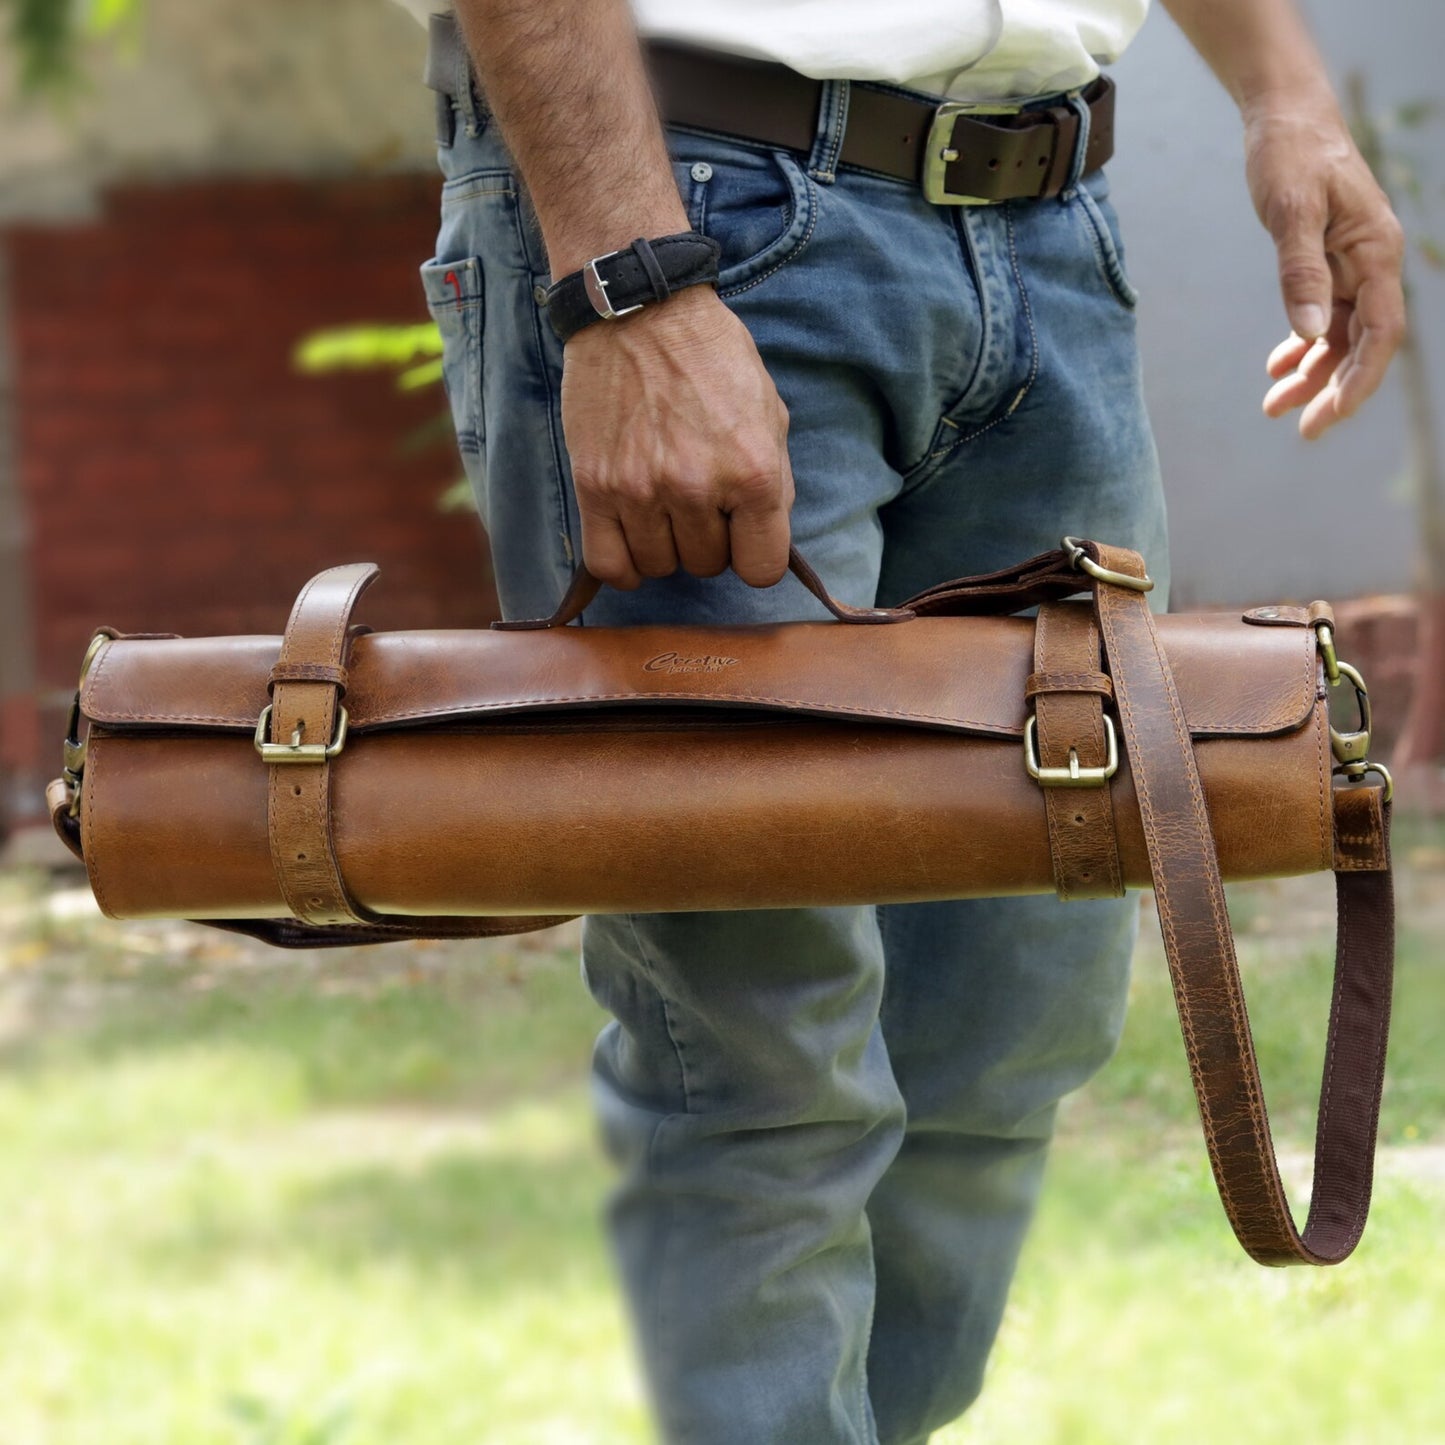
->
xmin=254 ymin=703 xmax=349 ymax=764
xmin=1024 ymin=713 xmax=1119 ymax=788
xmin=1062 ymin=536 xmax=1154 ymax=593
xmin=922 ymin=99 xmax=1027 ymax=205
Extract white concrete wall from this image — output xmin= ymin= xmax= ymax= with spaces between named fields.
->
xmin=1112 ymin=0 xmax=1444 ymax=603
xmin=0 ymin=0 xmax=433 ymax=221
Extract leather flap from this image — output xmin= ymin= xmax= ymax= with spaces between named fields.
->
xmin=80 ymin=608 xmax=1319 ymax=740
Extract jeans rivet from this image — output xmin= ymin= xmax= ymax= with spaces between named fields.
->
xmin=532 ymin=284 xmax=549 ymax=306
xmin=690 ymin=162 xmax=714 ymax=183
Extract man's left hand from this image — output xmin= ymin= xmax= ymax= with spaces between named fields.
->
xmin=1245 ymin=92 xmax=1406 ymax=439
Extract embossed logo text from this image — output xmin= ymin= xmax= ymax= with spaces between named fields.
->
xmin=644 ymin=652 xmax=741 ymax=675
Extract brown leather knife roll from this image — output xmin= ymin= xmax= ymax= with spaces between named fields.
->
xmin=50 ymin=539 xmax=1396 ymax=1270
xmin=71 ymin=610 xmax=1330 ymax=919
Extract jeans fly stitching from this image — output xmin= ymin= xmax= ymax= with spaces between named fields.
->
xmin=925 ymin=203 xmax=1039 ymax=461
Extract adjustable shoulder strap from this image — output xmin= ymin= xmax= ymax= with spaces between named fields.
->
xmin=1087 ymin=540 xmax=1394 ymax=1266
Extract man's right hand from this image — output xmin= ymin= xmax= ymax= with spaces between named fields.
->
xmin=560 ymin=285 xmax=795 ymax=590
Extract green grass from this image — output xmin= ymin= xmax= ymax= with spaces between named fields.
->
xmin=0 ymin=857 xmax=1440 ymax=1444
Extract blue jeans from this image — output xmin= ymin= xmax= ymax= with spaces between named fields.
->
xmin=422 ymin=75 xmax=1169 ymax=1445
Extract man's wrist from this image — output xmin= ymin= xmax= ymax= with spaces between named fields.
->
xmin=1239 ymin=75 xmax=1339 ymax=126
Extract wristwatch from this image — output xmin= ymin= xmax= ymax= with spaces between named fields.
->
xmin=544 ymin=232 xmax=722 ymax=343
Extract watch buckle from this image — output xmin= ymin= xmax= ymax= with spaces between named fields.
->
xmin=583 ymin=252 xmax=645 ymax=322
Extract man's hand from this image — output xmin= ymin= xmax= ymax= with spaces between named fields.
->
xmin=1247 ymin=95 xmax=1406 ymax=440
xmin=454 ymin=0 xmax=795 ymax=590
xmin=561 ymin=287 xmax=794 ymax=589
xmin=1162 ymin=0 xmax=1406 ymax=440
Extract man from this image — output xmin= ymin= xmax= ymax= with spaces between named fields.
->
xmin=400 ymin=1 xmax=1404 ymax=1440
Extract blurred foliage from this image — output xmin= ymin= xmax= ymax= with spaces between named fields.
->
xmin=293 ymin=323 xmax=474 ymax=513
xmin=4 ymin=0 xmax=142 ymax=95
xmin=1365 ymin=93 xmax=1445 ymax=273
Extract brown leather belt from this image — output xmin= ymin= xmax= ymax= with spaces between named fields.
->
xmin=423 ymin=13 xmax=1115 ymax=206
xmin=645 ymin=43 xmax=1116 ymax=203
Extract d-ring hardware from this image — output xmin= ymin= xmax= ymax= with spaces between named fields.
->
xmin=1062 ymin=536 xmax=1155 ymax=593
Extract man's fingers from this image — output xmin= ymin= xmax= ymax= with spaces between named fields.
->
xmin=728 ymin=468 xmax=797 ymax=586
xmin=1268 ymin=198 xmax=1334 ymax=341
xmin=617 ymin=501 xmax=681 ymax=579
xmin=670 ymin=502 xmax=731 ymax=578
xmin=579 ymin=510 xmax=644 ymax=590
xmin=1263 ymin=334 xmax=1341 ymax=418
xmin=1266 ymin=332 xmax=1312 ymax=379
xmin=1331 ymin=270 xmax=1407 ymax=421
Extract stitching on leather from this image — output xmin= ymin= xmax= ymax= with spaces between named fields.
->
xmin=1315 ymin=702 xmax=1331 ymax=873
xmin=1144 ymin=597 xmax=1288 ymax=1243
xmin=1097 ymin=588 xmax=1247 ymax=1242
xmin=1111 ymin=584 xmax=1296 ymax=1252
xmin=311 ymin=693 xmax=1015 ymax=731
xmin=270 ymin=566 xmax=372 ymax=926
xmin=82 ymin=741 xmax=114 ymax=919
xmin=1305 ymin=876 xmax=1351 ymax=1244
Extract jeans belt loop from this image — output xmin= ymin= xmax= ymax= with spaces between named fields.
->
xmin=807 ymin=78 xmax=850 ymax=185
xmin=1060 ymin=90 xmax=1093 ymax=200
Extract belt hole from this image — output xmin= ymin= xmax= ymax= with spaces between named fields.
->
xmin=1074 ymin=813 xmax=1086 ymax=825
xmin=987 ymin=157 xmax=999 ymax=171
xmin=293 ymin=784 xmax=303 ymax=796
xmin=296 ymin=852 xmax=307 ymax=861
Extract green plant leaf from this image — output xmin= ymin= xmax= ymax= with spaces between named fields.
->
xmin=1394 ymin=99 xmax=1439 ymax=130
xmin=438 ymin=478 xmax=477 ymax=512
xmin=398 ymin=357 xmax=445 ymax=391
xmin=293 ymin=324 xmax=443 ymax=374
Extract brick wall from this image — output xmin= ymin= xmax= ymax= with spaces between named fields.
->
xmin=2 ymin=173 xmax=497 ymax=828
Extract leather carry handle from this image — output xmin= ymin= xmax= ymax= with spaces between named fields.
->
xmin=492 ymin=545 xmax=916 ymax=630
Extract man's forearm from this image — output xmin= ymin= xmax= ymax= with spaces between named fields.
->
xmin=452 ymin=0 xmax=687 ymax=278
xmin=1161 ymin=0 xmax=1335 ymax=114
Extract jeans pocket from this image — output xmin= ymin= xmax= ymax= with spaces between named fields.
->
xmin=669 ymin=133 xmax=818 ymax=298
xmin=419 ymin=255 xmax=487 ymax=494
xmin=1073 ymin=169 xmax=1139 ymax=310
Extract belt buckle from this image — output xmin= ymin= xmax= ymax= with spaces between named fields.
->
xmin=922 ymin=98 xmax=1026 ymax=206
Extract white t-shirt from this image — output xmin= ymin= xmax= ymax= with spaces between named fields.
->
xmin=396 ymin=1 xmax=1150 ymax=102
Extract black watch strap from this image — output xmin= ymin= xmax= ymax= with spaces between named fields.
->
xmin=544 ymin=232 xmax=722 ymax=342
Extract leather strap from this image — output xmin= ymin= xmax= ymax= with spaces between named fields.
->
xmin=643 ymin=41 xmax=1113 ymax=198
xmin=423 ymin=15 xmax=1114 ymax=202
xmin=494 ymin=545 xmax=916 ymax=630
xmin=264 ymin=563 xmax=381 ymax=929
xmin=1081 ymin=540 xmax=1393 ymax=1265
xmin=1030 ymin=602 xmax=1123 ymax=900
xmin=544 ymin=232 xmax=722 ymax=343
